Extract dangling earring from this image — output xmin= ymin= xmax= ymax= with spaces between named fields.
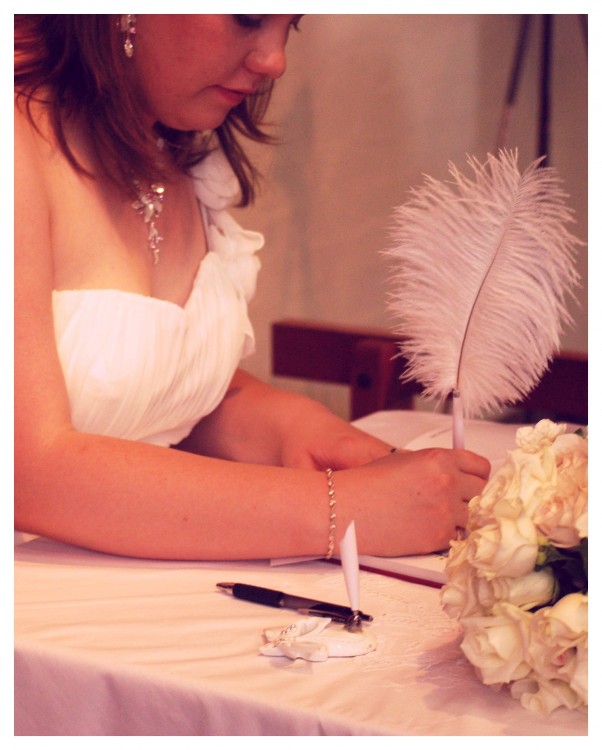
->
xmin=120 ymin=14 xmax=137 ymax=59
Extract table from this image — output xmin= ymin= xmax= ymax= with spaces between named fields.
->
xmin=14 ymin=411 xmax=588 ymax=736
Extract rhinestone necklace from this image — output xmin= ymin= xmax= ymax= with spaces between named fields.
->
xmin=131 ymin=180 xmax=166 ymax=265
xmin=131 ymin=137 xmax=167 ymax=265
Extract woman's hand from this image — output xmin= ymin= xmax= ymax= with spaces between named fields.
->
xmin=267 ymin=387 xmax=491 ymax=556
xmin=334 ymin=447 xmax=490 ymax=556
xmin=277 ymin=402 xmax=394 ymax=470
xmin=177 ymin=369 xmax=394 ymax=467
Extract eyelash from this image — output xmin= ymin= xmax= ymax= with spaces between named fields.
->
xmin=233 ymin=15 xmax=263 ymax=29
xmin=233 ymin=15 xmax=302 ymax=32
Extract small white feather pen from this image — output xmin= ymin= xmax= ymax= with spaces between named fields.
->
xmin=340 ymin=521 xmax=362 ymax=631
xmin=386 ymin=150 xmax=581 ymax=448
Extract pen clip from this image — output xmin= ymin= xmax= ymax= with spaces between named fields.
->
xmin=298 ymin=607 xmax=349 ymax=623
xmin=298 ymin=607 xmax=372 ymax=627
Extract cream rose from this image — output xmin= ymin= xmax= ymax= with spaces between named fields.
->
xmin=469 ymin=459 xmax=523 ymax=527
xmin=530 ymin=593 xmax=588 ymax=650
xmin=459 ymin=603 xmax=532 ymax=685
xmin=530 ymin=435 xmax=588 ymax=546
xmin=550 ymin=594 xmax=588 ymax=704
xmin=532 ymin=491 xmax=587 ymax=547
xmin=522 ymin=594 xmax=587 ymax=704
xmin=560 ymin=643 xmax=588 ymax=704
xmin=465 ymin=513 xmax=539 ymax=580
xmin=469 ymin=444 xmax=557 ymax=531
xmin=442 ymin=541 xmax=493 ymax=619
xmin=490 ymin=569 xmax=555 ymax=611
xmin=509 ymin=446 xmax=558 ymax=519
xmin=515 ymin=420 xmax=567 ymax=453
xmin=510 ymin=675 xmax=583 ymax=716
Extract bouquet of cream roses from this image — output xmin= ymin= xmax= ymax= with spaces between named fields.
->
xmin=441 ymin=420 xmax=588 ymax=715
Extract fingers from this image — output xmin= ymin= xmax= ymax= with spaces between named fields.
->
xmin=386 ymin=444 xmax=489 ymax=476
xmin=461 ymin=472 xmax=488 ymax=504
xmin=326 ymin=432 xmax=400 ymax=469
xmin=455 ymin=449 xmax=491 ymax=479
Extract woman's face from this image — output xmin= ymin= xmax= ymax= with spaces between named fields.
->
xmin=132 ymin=14 xmax=302 ymax=131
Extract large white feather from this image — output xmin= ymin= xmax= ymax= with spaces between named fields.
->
xmin=385 ymin=150 xmax=581 ymax=421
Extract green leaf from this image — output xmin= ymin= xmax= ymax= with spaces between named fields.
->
xmin=535 ymin=541 xmax=588 ymax=606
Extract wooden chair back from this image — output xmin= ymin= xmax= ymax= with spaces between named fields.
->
xmin=272 ymin=318 xmax=588 ymax=423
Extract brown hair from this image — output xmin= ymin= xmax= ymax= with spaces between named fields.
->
xmin=14 ymin=14 xmax=275 ymax=206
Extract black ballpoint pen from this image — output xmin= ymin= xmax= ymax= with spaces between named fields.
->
xmin=216 ymin=582 xmax=372 ymax=624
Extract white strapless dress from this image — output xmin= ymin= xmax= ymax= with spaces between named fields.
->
xmin=52 ymin=150 xmax=263 ymax=446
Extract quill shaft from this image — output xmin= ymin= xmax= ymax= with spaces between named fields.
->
xmin=453 ymin=391 xmax=464 ymax=449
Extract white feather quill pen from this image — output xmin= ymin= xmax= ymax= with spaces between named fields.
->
xmin=340 ymin=523 xmax=359 ymax=604
xmin=386 ymin=150 xmax=581 ymax=448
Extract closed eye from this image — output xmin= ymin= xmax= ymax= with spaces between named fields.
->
xmin=233 ymin=14 xmax=304 ymax=32
xmin=233 ymin=15 xmax=264 ymax=30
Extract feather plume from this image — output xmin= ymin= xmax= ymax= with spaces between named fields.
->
xmin=385 ymin=150 xmax=581 ymax=443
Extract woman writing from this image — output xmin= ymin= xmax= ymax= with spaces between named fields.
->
xmin=14 ymin=14 xmax=490 ymax=560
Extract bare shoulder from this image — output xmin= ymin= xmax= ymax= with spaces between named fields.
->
xmin=14 ymin=97 xmax=52 ymax=264
xmin=14 ymin=93 xmax=56 ymax=329
xmin=14 ymin=94 xmax=56 ymax=179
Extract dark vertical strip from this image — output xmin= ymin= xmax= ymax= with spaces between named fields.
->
xmin=539 ymin=14 xmax=553 ymax=165
xmin=578 ymin=14 xmax=588 ymax=50
xmin=496 ymin=15 xmax=532 ymax=151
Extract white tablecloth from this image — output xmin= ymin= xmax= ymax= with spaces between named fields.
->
xmin=14 ymin=412 xmax=588 ymax=736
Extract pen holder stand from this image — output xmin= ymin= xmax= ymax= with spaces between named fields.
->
xmin=346 ymin=611 xmax=363 ymax=633
xmin=260 ymin=617 xmax=376 ymax=662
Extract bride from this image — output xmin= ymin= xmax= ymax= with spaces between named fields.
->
xmin=14 ymin=14 xmax=489 ymax=560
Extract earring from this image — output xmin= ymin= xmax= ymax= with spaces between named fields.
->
xmin=120 ymin=14 xmax=137 ymax=58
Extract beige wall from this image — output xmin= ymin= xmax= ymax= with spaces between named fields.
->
xmin=233 ymin=14 xmax=588 ymax=418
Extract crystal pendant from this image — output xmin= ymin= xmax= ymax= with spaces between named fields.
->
xmin=132 ymin=181 xmax=165 ymax=265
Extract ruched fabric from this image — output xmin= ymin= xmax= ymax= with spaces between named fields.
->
xmin=52 ymin=149 xmax=263 ymax=446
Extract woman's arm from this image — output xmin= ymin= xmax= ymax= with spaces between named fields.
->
xmin=176 ymin=368 xmax=394 ymax=469
xmin=13 ymin=104 xmax=327 ymax=560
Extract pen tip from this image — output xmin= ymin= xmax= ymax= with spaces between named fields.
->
xmin=216 ymin=582 xmax=234 ymax=591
